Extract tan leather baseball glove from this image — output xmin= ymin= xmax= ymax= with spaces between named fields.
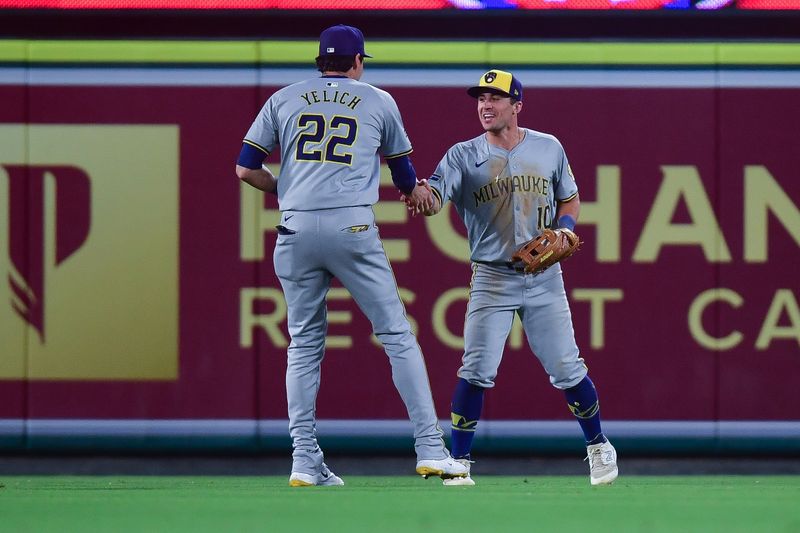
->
xmin=511 ymin=228 xmax=581 ymax=274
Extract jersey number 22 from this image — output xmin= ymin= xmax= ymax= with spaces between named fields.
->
xmin=296 ymin=114 xmax=357 ymax=165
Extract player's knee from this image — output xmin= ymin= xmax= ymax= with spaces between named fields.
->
xmin=457 ymin=371 xmax=495 ymax=389
xmin=374 ymin=328 xmax=415 ymax=350
xmin=548 ymin=364 xmax=587 ymax=390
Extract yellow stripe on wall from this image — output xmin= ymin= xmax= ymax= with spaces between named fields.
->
xmin=358 ymin=41 xmax=489 ymax=64
xmin=0 ymin=40 xmax=28 ymax=62
xmin=488 ymin=42 xmax=718 ymax=65
xmin=27 ymin=40 xmax=258 ymax=63
xmin=0 ymin=39 xmax=798 ymax=66
xmin=258 ymin=40 xmax=316 ymax=64
xmin=719 ymin=43 xmax=800 ymax=65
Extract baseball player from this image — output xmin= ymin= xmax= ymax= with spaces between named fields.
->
xmin=235 ymin=24 xmax=467 ymax=487
xmin=405 ymin=69 xmax=618 ymax=486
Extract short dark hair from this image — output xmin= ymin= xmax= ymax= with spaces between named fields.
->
xmin=316 ymin=54 xmax=358 ymax=73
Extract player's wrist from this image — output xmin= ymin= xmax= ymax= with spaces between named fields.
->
xmin=556 ymin=215 xmax=576 ymax=232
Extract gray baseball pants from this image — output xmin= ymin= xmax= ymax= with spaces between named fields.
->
xmin=459 ymin=262 xmax=588 ymax=390
xmin=273 ymin=205 xmax=447 ymax=475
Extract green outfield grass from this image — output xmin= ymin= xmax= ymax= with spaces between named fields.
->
xmin=1 ymin=476 xmax=798 ymax=532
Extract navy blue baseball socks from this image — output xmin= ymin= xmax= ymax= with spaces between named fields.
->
xmin=450 ymin=377 xmax=485 ymax=459
xmin=564 ymin=375 xmax=605 ymax=446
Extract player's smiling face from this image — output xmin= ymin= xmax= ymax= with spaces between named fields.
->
xmin=477 ymin=92 xmax=519 ymax=133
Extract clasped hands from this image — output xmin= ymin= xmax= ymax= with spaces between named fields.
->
xmin=401 ymin=179 xmax=436 ymax=217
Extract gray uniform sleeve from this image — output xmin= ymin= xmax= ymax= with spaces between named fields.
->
xmin=378 ymin=90 xmax=413 ymax=159
xmin=555 ymin=143 xmax=579 ymax=202
xmin=429 ymin=145 xmax=464 ymax=207
xmin=243 ymin=96 xmax=279 ymax=156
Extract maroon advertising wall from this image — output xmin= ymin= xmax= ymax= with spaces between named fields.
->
xmin=1 ymin=83 xmax=798 ymax=447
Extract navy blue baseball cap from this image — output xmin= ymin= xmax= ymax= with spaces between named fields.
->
xmin=318 ymin=25 xmax=372 ymax=58
xmin=467 ymin=69 xmax=523 ymax=101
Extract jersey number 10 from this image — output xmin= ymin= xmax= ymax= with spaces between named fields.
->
xmin=295 ymin=114 xmax=357 ymax=165
xmin=537 ymin=204 xmax=552 ymax=230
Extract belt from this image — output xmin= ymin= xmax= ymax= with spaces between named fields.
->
xmin=474 ymin=260 xmax=526 ymax=273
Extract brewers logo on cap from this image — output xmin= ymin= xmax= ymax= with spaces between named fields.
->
xmin=468 ymin=69 xmax=523 ymax=101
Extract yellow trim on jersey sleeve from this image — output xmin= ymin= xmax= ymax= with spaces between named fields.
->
xmin=430 ymin=184 xmax=443 ymax=206
xmin=384 ymin=148 xmax=413 ymax=160
xmin=559 ymin=192 xmax=578 ymax=203
xmin=243 ymin=139 xmax=270 ymax=155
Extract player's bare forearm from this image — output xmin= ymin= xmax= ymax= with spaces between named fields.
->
xmin=236 ymin=164 xmax=277 ymax=194
xmin=556 ymin=193 xmax=580 ymax=229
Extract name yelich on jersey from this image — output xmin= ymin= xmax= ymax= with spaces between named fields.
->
xmin=300 ymin=90 xmax=362 ymax=110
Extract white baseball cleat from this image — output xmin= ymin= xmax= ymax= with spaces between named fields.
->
xmin=443 ymin=458 xmax=475 ymax=486
xmin=586 ymin=440 xmax=618 ymax=485
xmin=416 ymin=456 xmax=469 ymax=480
xmin=289 ymin=464 xmax=344 ymax=487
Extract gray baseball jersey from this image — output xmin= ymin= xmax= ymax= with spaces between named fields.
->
xmin=430 ymin=128 xmax=578 ymax=263
xmin=430 ymin=129 xmax=586 ymax=390
xmin=244 ymin=76 xmax=412 ymax=211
